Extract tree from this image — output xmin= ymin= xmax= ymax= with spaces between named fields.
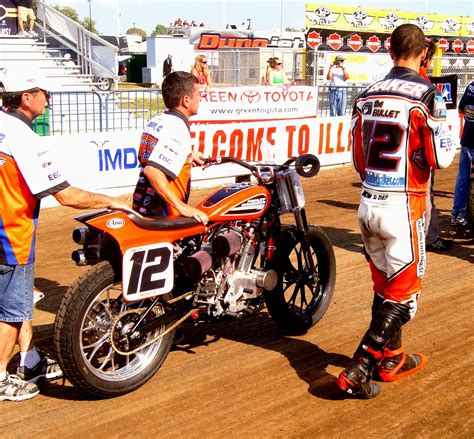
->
xmin=151 ymin=24 xmax=168 ymax=36
xmin=53 ymin=5 xmax=99 ymax=34
xmin=53 ymin=5 xmax=81 ymax=23
xmin=82 ymin=17 xmax=99 ymax=34
xmin=126 ymin=27 xmax=147 ymax=37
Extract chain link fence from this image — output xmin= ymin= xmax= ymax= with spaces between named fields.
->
xmin=35 ymin=49 xmax=473 ymax=135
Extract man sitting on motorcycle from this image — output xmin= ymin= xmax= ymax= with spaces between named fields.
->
xmin=132 ymin=71 xmax=208 ymax=225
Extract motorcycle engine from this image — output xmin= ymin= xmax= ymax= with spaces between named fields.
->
xmin=183 ymin=223 xmax=277 ymax=318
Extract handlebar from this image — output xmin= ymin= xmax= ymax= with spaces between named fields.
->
xmin=203 ymin=154 xmax=320 ymax=180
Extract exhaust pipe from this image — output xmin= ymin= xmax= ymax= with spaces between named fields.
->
xmin=72 ymin=248 xmax=99 ymax=266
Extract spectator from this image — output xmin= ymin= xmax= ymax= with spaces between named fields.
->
xmin=199 ymin=22 xmax=205 ymax=27
xmin=421 ymin=39 xmax=453 ymax=251
xmin=262 ymin=57 xmax=274 ymax=85
xmin=0 ymin=69 xmax=129 ymax=401
xmin=326 ymin=55 xmax=349 ymax=116
xmin=267 ymin=57 xmax=291 ymax=87
xmin=15 ymin=0 xmax=38 ymax=38
xmin=191 ymin=55 xmax=212 ymax=95
xmin=337 ymin=24 xmax=455 ymax=399
xmin=163 ymin=53 xmax=174 ymax=79
xmin=451 ymin=81 xmax=474 ymax=227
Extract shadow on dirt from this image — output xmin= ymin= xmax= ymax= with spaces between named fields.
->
xmin=174 ymin=313 xmax=351 ymax=401
xmin=27 ymin=312 xmax=352 ymax=401
xmin=34 ymin=277 xmax=68 ymax=315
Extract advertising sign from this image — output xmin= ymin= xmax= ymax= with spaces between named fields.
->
xmin=305 ymin=3 xmax=474 ymax=54
xmin=0 ymin=0 xmax=18 ymax=35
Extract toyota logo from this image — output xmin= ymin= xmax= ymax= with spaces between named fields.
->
xmin=241 ymin=90 xmax=261 ymax=104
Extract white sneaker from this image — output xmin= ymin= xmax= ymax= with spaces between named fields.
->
xmin=0 ymin=373 xmax=39 ymax=401
xmin=28 ymin=30 xmax=39 ymax=37
xmin=17 ymin=31 xmax=30 ymax=37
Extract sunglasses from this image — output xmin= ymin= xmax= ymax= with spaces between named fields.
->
xmin=28 ymin=88 xmax=51 ymax=100
xmin=277 ymin=62 xmax=283 ymax=65
xmin=201 ymin=60 xmax=208 ymax=64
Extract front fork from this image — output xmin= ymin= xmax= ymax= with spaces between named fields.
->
xmin=293 ymin=208 xmax=317 ymax=277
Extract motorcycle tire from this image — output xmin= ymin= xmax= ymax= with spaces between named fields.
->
xmin=54 ymin=261 xmax=174 ymax=398
xmin=264 ymin=225 xmax=336 ymax=334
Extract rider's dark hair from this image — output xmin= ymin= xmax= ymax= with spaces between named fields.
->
xmin=162 ymin=71 xmax=199 ymax=109
xmin=390 ymin=24 xmax=426 ymax=60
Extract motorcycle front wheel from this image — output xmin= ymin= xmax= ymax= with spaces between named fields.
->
xmin=54 ymin=261 xmax=174 ymax=398
xmin=265 ymin=225 xmax=336 ymax=334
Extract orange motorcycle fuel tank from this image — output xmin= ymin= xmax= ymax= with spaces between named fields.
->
xmin=195 ymin=183 xmax=271 ymax=222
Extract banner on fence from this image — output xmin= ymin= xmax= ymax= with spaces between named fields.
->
xmin=42 ymin=85 xmax=462 ymax=207
xmin=190 ymin=86 xmax=352 ymax=166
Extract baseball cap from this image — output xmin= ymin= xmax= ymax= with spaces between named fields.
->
xmin=335 ymin=55 xmax=346 ymax=62
xmin=0 ymin=69 xmax=53 ymax=93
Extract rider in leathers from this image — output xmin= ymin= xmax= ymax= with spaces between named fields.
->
xmin=337 ymin=24 xmax=456 ymax=398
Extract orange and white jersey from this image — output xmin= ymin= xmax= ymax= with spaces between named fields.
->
xmin=351 ymin=67 xmax=455 ymax=195
xmin=133 ymin=110 xmax=192 ymax=217
xmin=0 ymin=110 xmax=69 ymax=265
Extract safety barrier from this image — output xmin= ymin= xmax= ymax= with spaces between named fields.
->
xmin=35 ymin=86 xmax=371 ymax=135
xmin=34 ymin=89 xmax=163 ymax=135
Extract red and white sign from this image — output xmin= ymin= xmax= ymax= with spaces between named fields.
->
xmin=306 ymin=30 xmax=322 ymax=49
xmin=438 ymin=38 xmax=449 ymax=53
xmin=452 ymin=39 xmax=463 ymax=53
xmin=367 ymin=35 xmax=381 ymax=53
xmin=348 ymin=34 xmax=363 ymax=51
xmin=467 ymin=40 xmax=474 ymax=53
xmin=327 ymin=32 xmax=343 ymax=50
xmin=384 ymin=37 xmax=391 ymax=50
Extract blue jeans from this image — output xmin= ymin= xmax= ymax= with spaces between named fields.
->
xmin=0 ymin=263 xmax=34 ymax=322
xmin=329 ymin=88 xmax=347 ymax=117
xmin=452 ymin=145 xmax=473 ymax=216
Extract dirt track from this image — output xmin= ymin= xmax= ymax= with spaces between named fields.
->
xmin=1 ymin=160 xmax=473 ymax=438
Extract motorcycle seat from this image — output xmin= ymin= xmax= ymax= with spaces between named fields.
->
xmin=126 ymin=211 xmax=200 ymax=230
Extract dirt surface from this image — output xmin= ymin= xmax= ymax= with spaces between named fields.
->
xmin=1 ymin=160 xmax=473 ymax=438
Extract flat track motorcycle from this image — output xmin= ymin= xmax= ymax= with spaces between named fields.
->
xmin=54 ymin=154 xmax=336 ymax=398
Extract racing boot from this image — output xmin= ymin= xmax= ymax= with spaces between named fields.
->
xmin=375 ymin=329 xmax=428 ymax=382
xmin=336 ymin=343 xmax=382 ymax=399
xmin=337 ymin=300 xmax=412 ymax=398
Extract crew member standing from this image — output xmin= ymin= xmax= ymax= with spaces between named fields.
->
xmin=337 ymin=24 xmax=455 ymax=399
xmin=0 ymin=70 xmax=128 ymax=401
xmin=451 ymin=81 xmax=474 ymax=227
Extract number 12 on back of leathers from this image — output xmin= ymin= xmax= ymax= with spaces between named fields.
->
xmin=122 ymin=243 xmax=174 ymax=302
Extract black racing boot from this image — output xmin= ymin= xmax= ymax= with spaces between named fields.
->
xmin=337 ymin=353 xmax=381 ymax=399
xmin=337 ymin=299 xmax=413 ymax=399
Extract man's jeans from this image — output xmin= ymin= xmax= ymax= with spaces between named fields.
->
xmin=329 ymin=87 xmax=347 ymax=117
xmin=452 ymin=145 xmax=473 ymax=216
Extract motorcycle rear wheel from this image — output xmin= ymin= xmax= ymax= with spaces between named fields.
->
xmin=265 ymin=225 xmax=336 ymax=334
xmin=54 ymin=261 xmax=174 ymax=398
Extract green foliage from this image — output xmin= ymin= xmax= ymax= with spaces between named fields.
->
xmin=52 ymin=5 xmax=99 ymax=34
xmin=151 ymin=24 xmax=168 ymax=37
xmin=53 ymin=5 xmax=81 ymax=23
xmin=126 ymin=27 xmax=147 ymax=37
xmin=82 ymin=17 xmax=99 ymax=34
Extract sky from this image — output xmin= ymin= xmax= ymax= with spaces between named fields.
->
xmin=48 ymin=0 xmax=474 ymax=36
